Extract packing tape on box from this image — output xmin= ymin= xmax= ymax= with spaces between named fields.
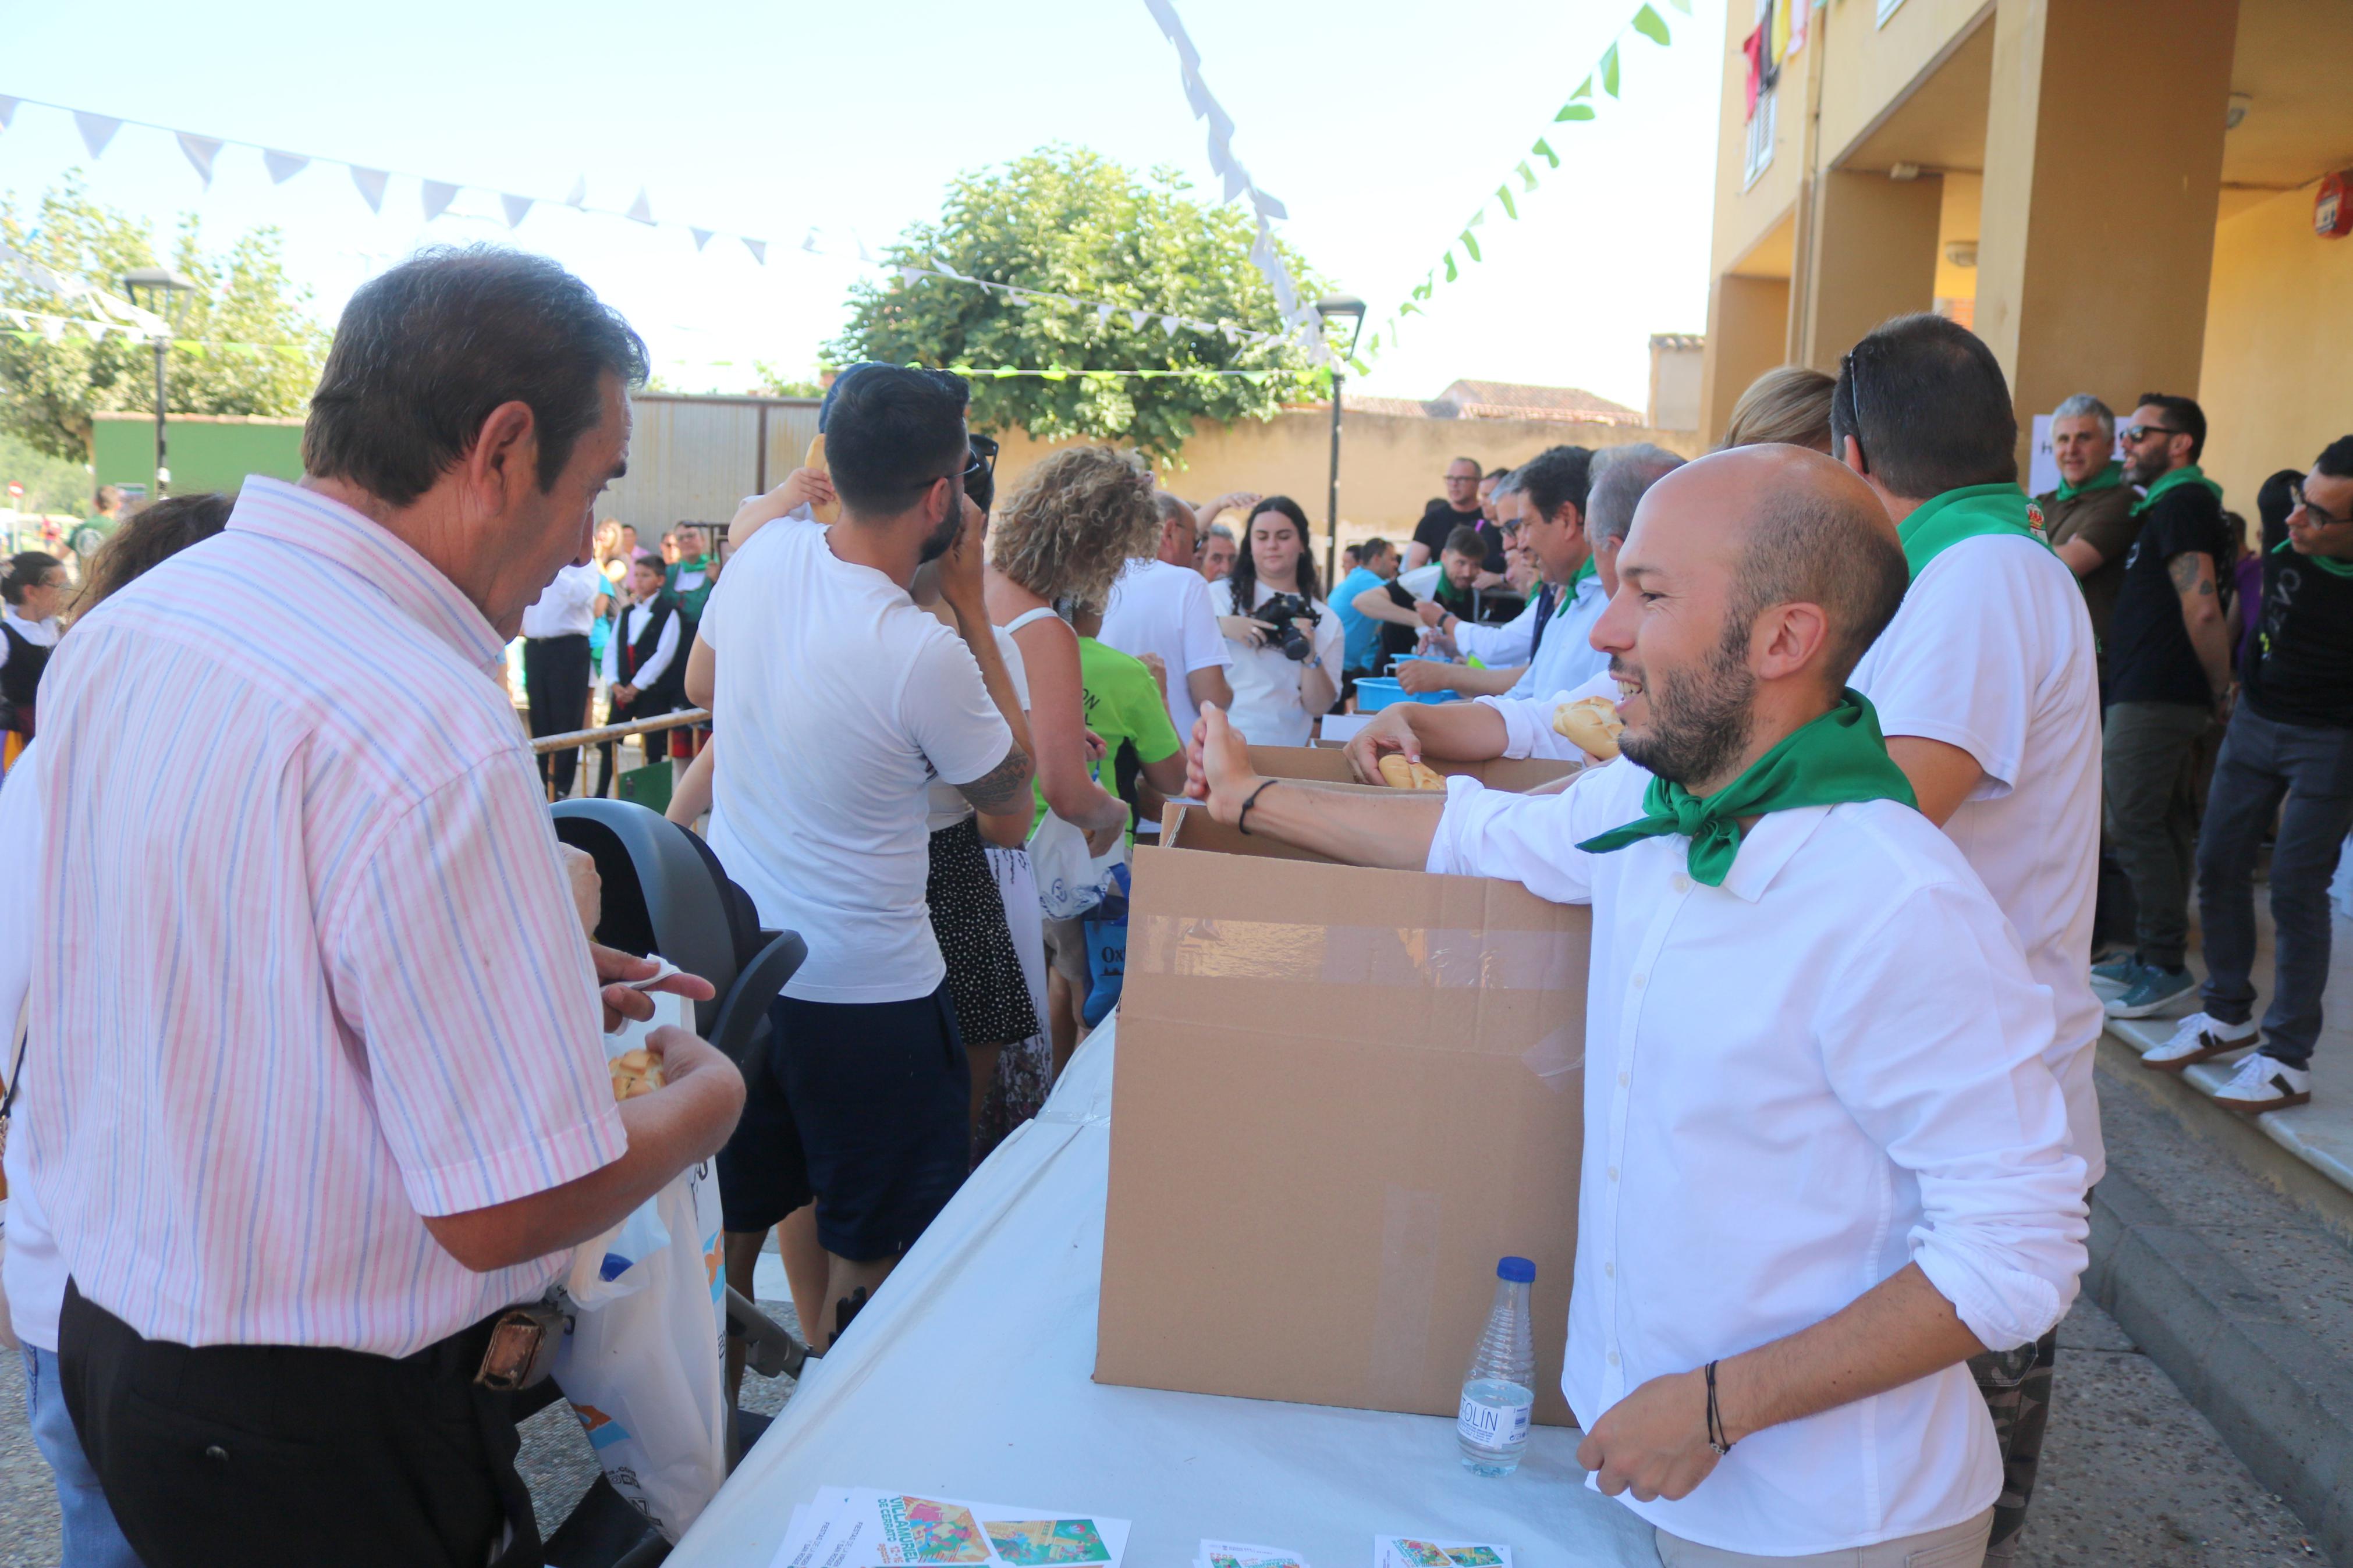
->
xmin=1127 ymin=915 xmax=1574 ymax=990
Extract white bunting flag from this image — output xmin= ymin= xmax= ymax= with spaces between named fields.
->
xmin=422 ymin=180 xmax=462 ymax=222
xmin=743 ymin=238 xmax=767 ymax=265
xmin=1159 ymin=315 xmax=1180 ymax=336
xmin=501 ymin=194 xmax=534 ymax=230
xmin=82 ymin=320 xmax=108 ymax=343
xmin=0 ymin=97 xmax=15 ymax=132
xmin=351 ymin=166 xmax=390 ymax=214
xmin=176 ymin=133 xmax=223 ymax=188
xmin=1250 ymin=187 xmax=1289 ymax=222
xmin=801 ymin=228 xmax=822 ymax=254
xmin=73 ymin=111 xmax=121 ymax=158
xmin=854 ymin=230 xmax=876 ymax=264
xmin=263 ymin=149 xmax=310 ymax=184
xmin=1128 ymin=310 xmax=1149 ymax=331
xmin=690 ymin=227 xmax=712 ymax=252
xmin=38 ymin=317 xmax=65 ymax=344
xmin=625 ymin=189 xmax=654 ymax=226
xmin=1220 ymin=323 xmax=1238 ymax=342
xmin=897 ymin=266 xmax=924 ymax=287
xmin=566 ymin=176 xmax=588 ymax=208
xmin=1096 ymin=304 xmax=1115 ymax=326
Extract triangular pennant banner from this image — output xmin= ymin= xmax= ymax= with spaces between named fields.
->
xmin=1495 ymin=184 xmax=1518 ymax=221
xmin=802 ymin=228 xmax=821 ymax=254
xmin=176 ymin=133 xmax=222 ymax=188
xmin=82 ymin=320 xmax=108 ymax=343
xmin=1443 ymin=253 xmax=1459 ymax=284
xmin=1531 ymin=137 xmax=1560 ymax=169
xmin=743 ymin=238 xmax=767 ymax=265
xmin=1516 ymin=160 xmax=1538 ymax=191
xmin=1096 ymin=304 xmax=1114 ymax=326
xmin=1632 ymin=3 xmax=1671 ymax=44
xmin=690 ymin=227 xmax=712 ymax=251
xmin=1159 ymin=315 xmax=1180 ymax=336
xmin=898 ymin=266 xmax=924 ymax=287
xmin=1460 ymin=229 xmax=1483 ymax=264
xmin=351 ymin=166 xmax=390 ymax=214
xmin=1557 ymin=101 xmax=1596 ymax=122
xmin=1670 ymin=0 xmax=1690 ymax=9
xmin=1250 ymin=188 xmax=1289 ymax=222
xmin=422 ymin=180 xmax=462 ymax=222
xmin=625 ymin=188 xmax=654 ymax=226
xmin=0 ymin=97 xmax=15 ymax=131
xmin=263 ymin=149 xmax=310 ymax=184
xmin=567 ymin=176 xmax=588 ymax=208
xmin=501 ymin=194 xmax=534 ymax=230
xmin=1601 ymin=44 xmax=1621 ymax=97
xmin=73 ymin=112 xmax=121 ymax=158
xmin=1128 ymin=310 xmax=1149 ymax=331
xmin=38 ymin=317 xmax=65 ymax=344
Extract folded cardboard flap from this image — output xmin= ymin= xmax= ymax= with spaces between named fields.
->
xmin=1247 ymin=745 xmax=1578 ymax=795
xmin=1099 ymin=799 xmax=1589 ymax=1426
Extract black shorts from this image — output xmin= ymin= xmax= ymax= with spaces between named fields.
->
xmin=716 ymin=983 xmax=969 ymax=1260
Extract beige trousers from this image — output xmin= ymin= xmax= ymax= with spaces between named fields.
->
xmin=1653 ymin=1508 xmax=1993 ymax=1568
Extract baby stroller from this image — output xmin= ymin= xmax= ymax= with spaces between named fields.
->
xmin=518 ymin=798 xmax=812 ymax=1567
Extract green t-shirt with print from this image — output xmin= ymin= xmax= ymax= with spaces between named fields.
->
xmin=1031 ymin=636 xmax=1185 ymax=840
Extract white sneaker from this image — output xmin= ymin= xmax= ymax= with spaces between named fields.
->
xmin=2213 ymin=1052 xmax=2312 ymax=1114
xmin=2141 ymin=1012 xmax=2257 ymax=1073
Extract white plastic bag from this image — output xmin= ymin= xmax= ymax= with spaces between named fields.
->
xmin=552 ymin=995 xmax=730 ymax=1542
xmin=1028 ymin=810 xmax=1127 ymax=922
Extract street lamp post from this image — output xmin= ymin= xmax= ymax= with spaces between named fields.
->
xmin=1312 ymin=296 xmax=1367 ymax=591
xmin=120 ymin=267 xmax=198 ymax=500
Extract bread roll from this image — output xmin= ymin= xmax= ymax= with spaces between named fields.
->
xmin=608 ymin=1047 xmax=666 ymax=1103
xmin=1552 ymin=696 xmax=1624 ymax=760
xmin=804 ymin=435 xmax=840 ymax=524
xmin=1377 ymin=754 xmax=1447 ymax=791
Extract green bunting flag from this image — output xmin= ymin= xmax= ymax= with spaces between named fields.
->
xmin=1495 ymin=184 xmax=1517 ymax=220
xmin=1516 ymin=161 xmax=1538 ymax=192
xmin=1531 ymin=137 xmax=1559 ymax=168
xmin=1601 ymin=44 xmax=1621 ymax=97
xmin=1632 ymin=4 xmax=1670 ymax=45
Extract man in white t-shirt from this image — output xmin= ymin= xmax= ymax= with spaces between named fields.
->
xmin=1829 ymin=312 xmax=2102 ymax=1563
xmin=688 ymin=364 xmax=1034 ymax=1347
xmin=1100 ymin=492 xmax=1234 ymax=745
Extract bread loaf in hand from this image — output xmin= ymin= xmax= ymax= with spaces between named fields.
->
xmin=1552 ymin=696 xmax=1624 ymax=760
xmin=1377 ymin=754 xmax=1448 ymax=791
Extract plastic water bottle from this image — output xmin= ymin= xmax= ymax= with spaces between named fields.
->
xmin=1457 ymin=1256 xmax=1536 ymax=1476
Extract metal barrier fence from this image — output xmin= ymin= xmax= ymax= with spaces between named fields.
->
xmin=527 ymin=707 xmax=709 ymax=801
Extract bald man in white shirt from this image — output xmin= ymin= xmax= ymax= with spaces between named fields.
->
xmin=1188 ymin=446 xmax=2086 ymax=1565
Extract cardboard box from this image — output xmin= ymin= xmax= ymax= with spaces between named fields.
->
xmin=1096 ymin=799 xmax=1590 ymax=1425
xmin=1248 ymin=744 xmax=1580 ymax=795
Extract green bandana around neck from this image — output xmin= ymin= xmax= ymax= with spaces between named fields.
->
xmin=1575 ymin=689 xmax=1919 ymax=887
xmin=2054 ymin=463 xmax=2124 ymax=503
xmin=1896 ymin=483 xmax=2051 ymax=578
xmin=2130 ymin=463 xmax=2223 ymax=517
xmin=2272 ymin=537 xmax=2353 ymax=579
xmin=1568 ymin=556 xmax=1597 ymax=588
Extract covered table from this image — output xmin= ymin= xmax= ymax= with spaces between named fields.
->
xmin=669 ymin=1020 xmax=1659 ymax=1568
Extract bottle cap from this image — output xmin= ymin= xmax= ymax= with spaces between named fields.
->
xmin=1497 ymin=1256 xmax=1535 ymax=1283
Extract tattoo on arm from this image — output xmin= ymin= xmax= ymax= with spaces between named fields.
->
xmin=955 ymin=744 xmax=1032 ymax=812
xmin=2167 ymin=552 xmax=2212 ymax=595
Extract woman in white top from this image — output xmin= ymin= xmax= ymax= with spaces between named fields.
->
xmin=1211 ymin=496 xmax=1344 ymax=746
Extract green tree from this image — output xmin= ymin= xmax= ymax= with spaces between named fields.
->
xmin=0 ymin=175 xmax=330 ymax=462
xmin=828 ymin=147 xmax=1334 ymax=462
xmin=749 ymin=362 xmax=826 ymax=399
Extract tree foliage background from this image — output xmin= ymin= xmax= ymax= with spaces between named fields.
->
xmin=0 ymin=176 xmax=330 ymax=463
xmin=828 ymin=147 xmax=1335 ymax=461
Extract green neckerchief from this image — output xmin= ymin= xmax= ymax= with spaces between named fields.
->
xmin=1568 ymin=556 xmax=1596 ymax=589
xmin=2054 ymin=463 xmax=2124 ymax=503
xmin=1897 ymin=483 xmax=2050 ymax=578
xmin=2272 ymin=537 xmax=2353 ymax=579
xmin=1575 ymin=689 xmax=1919 ymax=887
xmin=2131 ymin=463 xmax=2223 ymax=517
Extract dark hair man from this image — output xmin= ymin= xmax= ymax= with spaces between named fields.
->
xmin=1830 ymin=312 xmax=2102 ymax=1560
xmin=2146 ymin=438 xmax=2353 ymax=1114
xmin=1408 ymin=446 xmax=1601 ymax=702
xmin=30 ymin=246 xmax=742 ymax=1567
xmin=1191 ymin=446 xmax=2086 ymax=1562
xmin=1406 ymin=454 xmax=1486 ymax=570
xmin=682 ymin=364 xmax=1033 ymax=1350
xmin=2038 ymin=394 xmax=2140 ymax=673
xmin=2095 ymin=392 xmax=2233 ymax=1021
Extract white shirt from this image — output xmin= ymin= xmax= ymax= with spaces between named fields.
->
xmin=1099 ymin=558 xmax=1233 ymax=741
xmin=0 ymin=607 xmax=59 ymax=667
xmin=1848 ymin=533 xmax=2105 ymax=1186
xmin=1507 ymin=573 xmax=1610 ymax=698
xmin=519 ymin=561 xmax=605 ymax=639
xmin=699 ymin=514 xmax=1013 ymax=1002
xmin=24 ymin=478 xmax=624 ymax=1357
xmin=926 ymin=625 xmax=1030 ymax=833
xmin=601 ymin=596 xmax=682 ymax=689
xmin=1427 ymin=760 xmax=2086 ymax=1555
xmin=0 ymin=741 xmax=61 ymax=1351
xmin=1208 ymin=577 xmax=1345 ymax=747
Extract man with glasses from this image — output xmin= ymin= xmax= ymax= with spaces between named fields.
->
xmin=2143 ymin=438 xmax=2353 ymax=1113
xmin=1405 ymin=455 xmax=1486 ymax=570
xmin=2097 ymin=394 xmax=2234 ymax=1022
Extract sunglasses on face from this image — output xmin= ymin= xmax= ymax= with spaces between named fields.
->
xmin=2122 ymin=424 xmax=2183 ymax=444
xmin=2292 ymin=480 xmax=2353 ymax=530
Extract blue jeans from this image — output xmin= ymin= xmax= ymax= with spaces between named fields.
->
xmin=2196 ymin=704 xmax=2353 ymax=1066
xmin=21 ymin=1344 xmax=145 ymax=1567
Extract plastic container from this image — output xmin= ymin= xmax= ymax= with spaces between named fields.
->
xmin=1354 ymin=675 xmax=1458 ymax=712
xmin=1457 ymin=1256 xmax=1536 ymax=1476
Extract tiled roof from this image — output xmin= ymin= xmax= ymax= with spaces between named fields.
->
xmin=1436 ymin=380 xmax=1646 ymax=425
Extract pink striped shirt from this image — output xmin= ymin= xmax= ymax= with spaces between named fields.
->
xmin=23 ymin=477 xmax=628 ymax=1357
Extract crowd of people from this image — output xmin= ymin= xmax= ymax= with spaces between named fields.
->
xmin=3 ymin=236 xmax=2352 ymax=1568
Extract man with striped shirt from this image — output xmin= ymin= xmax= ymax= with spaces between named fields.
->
xmin=23 ymin=248 xmax=746 ymax=1568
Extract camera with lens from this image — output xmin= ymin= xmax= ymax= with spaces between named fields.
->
xmin=1254 ymin=591 xmax=1322 ymax=662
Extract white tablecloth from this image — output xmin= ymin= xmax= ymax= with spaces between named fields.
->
xmin=670 ymin=1019 xmax=1660 ymax=1568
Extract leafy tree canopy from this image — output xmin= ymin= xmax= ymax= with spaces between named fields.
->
xmin=0 ymin=175 xmax=331 ymax=462
xmin=828 ymin=146 xmax=1336 ymax=462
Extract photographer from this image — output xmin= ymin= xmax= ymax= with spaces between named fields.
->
xmin=1211 ymin=495 xmax=1343 ymax=745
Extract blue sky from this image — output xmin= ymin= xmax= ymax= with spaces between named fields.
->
xmin=0 ymin=0 xmax=1726 ymax=411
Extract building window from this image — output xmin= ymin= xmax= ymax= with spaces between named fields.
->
xmin=1744 ymin=84 xmax=1776 ymax=189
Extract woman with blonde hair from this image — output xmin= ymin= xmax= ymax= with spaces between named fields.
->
xmin=1720 ymin=364 xmax=1836 ymax=453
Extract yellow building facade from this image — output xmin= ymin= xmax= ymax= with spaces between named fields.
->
xmin=1698 ymin=0 xmax=2353 ymax=509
